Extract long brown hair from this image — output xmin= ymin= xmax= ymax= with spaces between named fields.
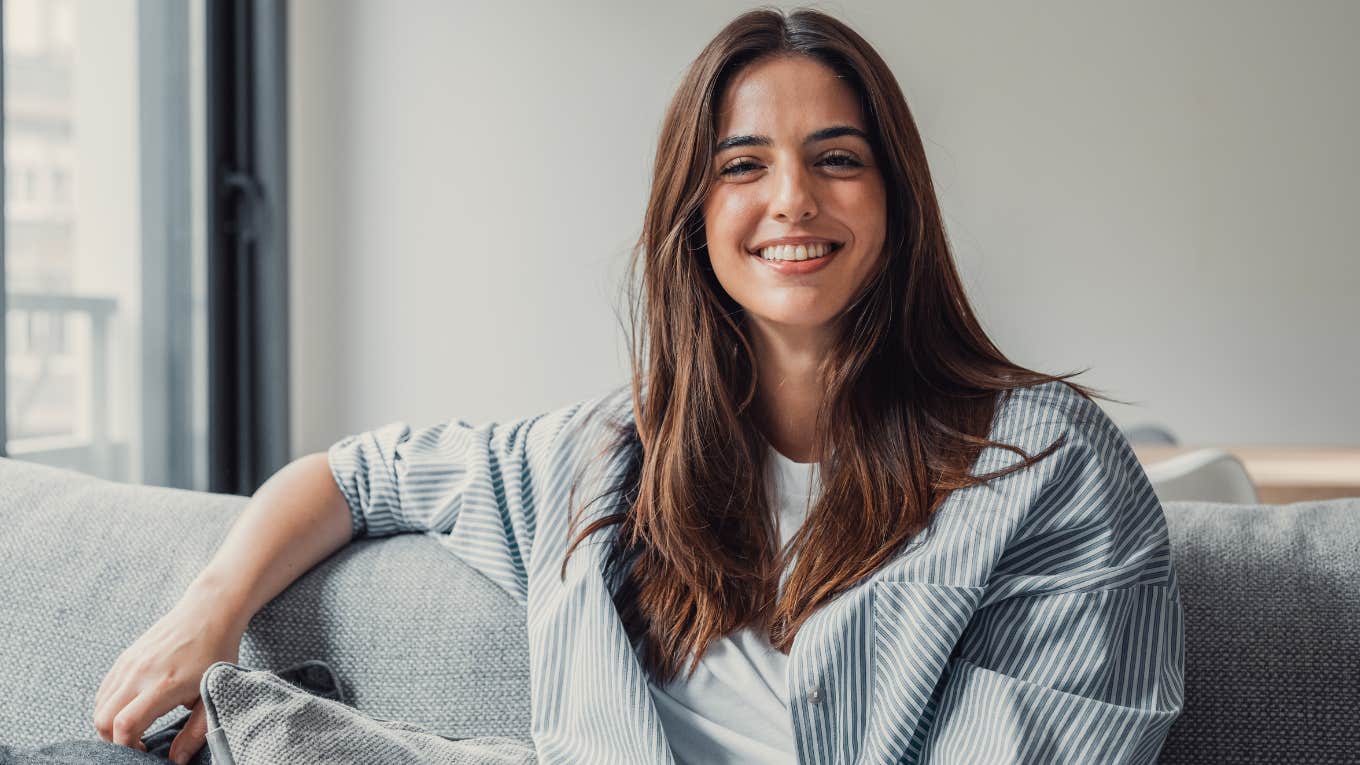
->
xmin=561 ymin=6 xmax=1128 ymax=686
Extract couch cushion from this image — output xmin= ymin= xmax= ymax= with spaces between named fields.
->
xmin=197 ymin=661 xmax=535 ymax=764
xmin=1159 ymin=497 xmax=1360 ymax=763
xmin=0 ymin=457 xmax=531 ymax=751
xmin=6 ymin=456 xmax=1359 ymax=762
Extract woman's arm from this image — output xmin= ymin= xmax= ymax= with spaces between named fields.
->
xmin=908 ymin=387 xmax=1186 ymax=763
xmin=186 ymin=452 xmax=355 ymax=634
xmin=92 ymin=385 xmax=623 ymax=763
xmin=92 ymin=451 xmax=354 ymax=763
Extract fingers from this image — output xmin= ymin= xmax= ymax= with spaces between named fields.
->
xmin=168 ymin=699 xmax=209 ymax=765
xmin=93 ymin=654 xmax=134 ymax=728
xmin=109 ymin=689 xmax=168 ymax=750
xmin=93 ymin=677 xmax=138 ymax=743
xmin=94 ymin=664 xmax=120 ymax=715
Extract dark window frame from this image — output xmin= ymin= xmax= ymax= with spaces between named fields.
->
xmin=206 ymin=0 xmax=291 ymax=495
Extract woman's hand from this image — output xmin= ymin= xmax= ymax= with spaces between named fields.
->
xmin=89 ymin=452 xmax=355 ymax=763
xmin=92 ymin=585 xmax=247 ymax=764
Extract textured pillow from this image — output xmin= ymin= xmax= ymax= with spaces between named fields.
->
xmin=199 ymin=662 xmax=536 ymax=765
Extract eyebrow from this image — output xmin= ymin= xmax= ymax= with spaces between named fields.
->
xmin=715 ymin=125 xmax=870 ymax=153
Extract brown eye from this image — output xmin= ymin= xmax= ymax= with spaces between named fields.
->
xmin=718 ymin=152 xmax=865 ymax=178
xmin=819 ymin=152 xmax=864 ymax=170
xmin=720 ymin=160 xmax=761 ymax=177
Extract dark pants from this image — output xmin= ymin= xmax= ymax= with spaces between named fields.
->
xmin=0 ymin=741 xmax=173 ymax=764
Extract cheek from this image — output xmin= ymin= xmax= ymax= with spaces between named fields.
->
xmin=832 ymin=179 xmax=885 ymax=220
xmin=704 ymin=191 xmax=761 ymax=247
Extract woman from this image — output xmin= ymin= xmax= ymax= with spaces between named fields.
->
xmin=88 ymin=7 xmax=1183 ymax=764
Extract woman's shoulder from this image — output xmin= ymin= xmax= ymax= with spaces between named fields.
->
xmin=966 ymin=379 xmax=1150 ymax=522
xmin=535 ymin=383 xmax=638 ymax=485
xmin=987 ymin=379 xmax=1120 ymax=457
xmin=983 ymin=380 xmax=1167 ymax=548
xmin=553 ymin=382 xmax=635 ymax=445
xmin=531 ymin=384 xmax=638 ymax=544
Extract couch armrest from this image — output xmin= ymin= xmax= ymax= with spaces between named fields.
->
xmin=0 ymin=457 xmax=531 ymax=750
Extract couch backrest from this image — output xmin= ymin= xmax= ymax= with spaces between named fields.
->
xmin=1158 ymin=497 xmax=1360 ymax=763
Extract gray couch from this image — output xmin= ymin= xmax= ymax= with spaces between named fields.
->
xmin=1 ymin=456 xmax=1357 ymax=763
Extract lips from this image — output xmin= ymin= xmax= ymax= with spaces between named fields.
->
xmin=746 ymin=239 xmax=843 ymax=255
xmin=748 ymin=244 xmax=841 ymax=275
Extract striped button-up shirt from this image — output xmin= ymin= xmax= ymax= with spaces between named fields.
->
xmin=327 ymin=380 xmax=1185 ymax=764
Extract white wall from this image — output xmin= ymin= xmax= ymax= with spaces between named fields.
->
xmin=289 ymin=0 xmax=1360 ymax=457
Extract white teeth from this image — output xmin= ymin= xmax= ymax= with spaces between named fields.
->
xmin=758 ymin=243 xmax=837 ymax=261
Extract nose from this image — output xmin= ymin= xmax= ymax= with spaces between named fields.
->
xmin=769 ymin=161 xmax=817 ymax=223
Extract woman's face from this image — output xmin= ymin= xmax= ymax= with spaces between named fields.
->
xmin=703 ymin=54 xmax=887 ymax=339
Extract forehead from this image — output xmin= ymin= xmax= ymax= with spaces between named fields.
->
xmin=714 ymin=55 xmax=865 ymax=137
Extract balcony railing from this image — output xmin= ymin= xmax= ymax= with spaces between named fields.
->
xmin=6 ymin=291 xmax=123 ymax=479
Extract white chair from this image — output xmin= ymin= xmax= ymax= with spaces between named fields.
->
xmin=1143 ymin=448 xmax=1261 ymax=504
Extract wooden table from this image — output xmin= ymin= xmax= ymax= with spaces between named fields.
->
xmin=1132 ymin=445 xmax=1360 ymax=504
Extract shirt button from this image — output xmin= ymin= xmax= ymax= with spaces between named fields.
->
xmin=807 ymin=687 xmax=823 ymax=704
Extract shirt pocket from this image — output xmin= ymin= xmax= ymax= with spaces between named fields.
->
xmin=864 ymin=580 xmax=985 ymax=762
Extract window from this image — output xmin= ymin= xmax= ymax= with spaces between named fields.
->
xmin=2 ymin=0 xmax=289 ymax=495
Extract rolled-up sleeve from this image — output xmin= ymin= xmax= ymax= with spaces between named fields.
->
xmin=326 ymin=396 xmax=602 ymax=603
xmin=919 ymin=391 xmax=1186 ymax=764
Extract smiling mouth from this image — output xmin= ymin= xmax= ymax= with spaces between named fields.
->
xmin=747 ymin=243 xmax=842 ymax=274
xmin=747 ymin=242 xmax=844 ymax=262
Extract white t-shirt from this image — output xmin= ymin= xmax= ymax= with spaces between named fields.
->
xmin=648 ymin=442 xmax=822 ymax=765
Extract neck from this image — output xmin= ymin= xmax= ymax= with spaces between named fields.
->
xmin=748 ymin=318 xmax=830 ymax=464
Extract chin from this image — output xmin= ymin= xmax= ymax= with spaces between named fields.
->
xmin=752 ymin=309 xmax=838 ymax=331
